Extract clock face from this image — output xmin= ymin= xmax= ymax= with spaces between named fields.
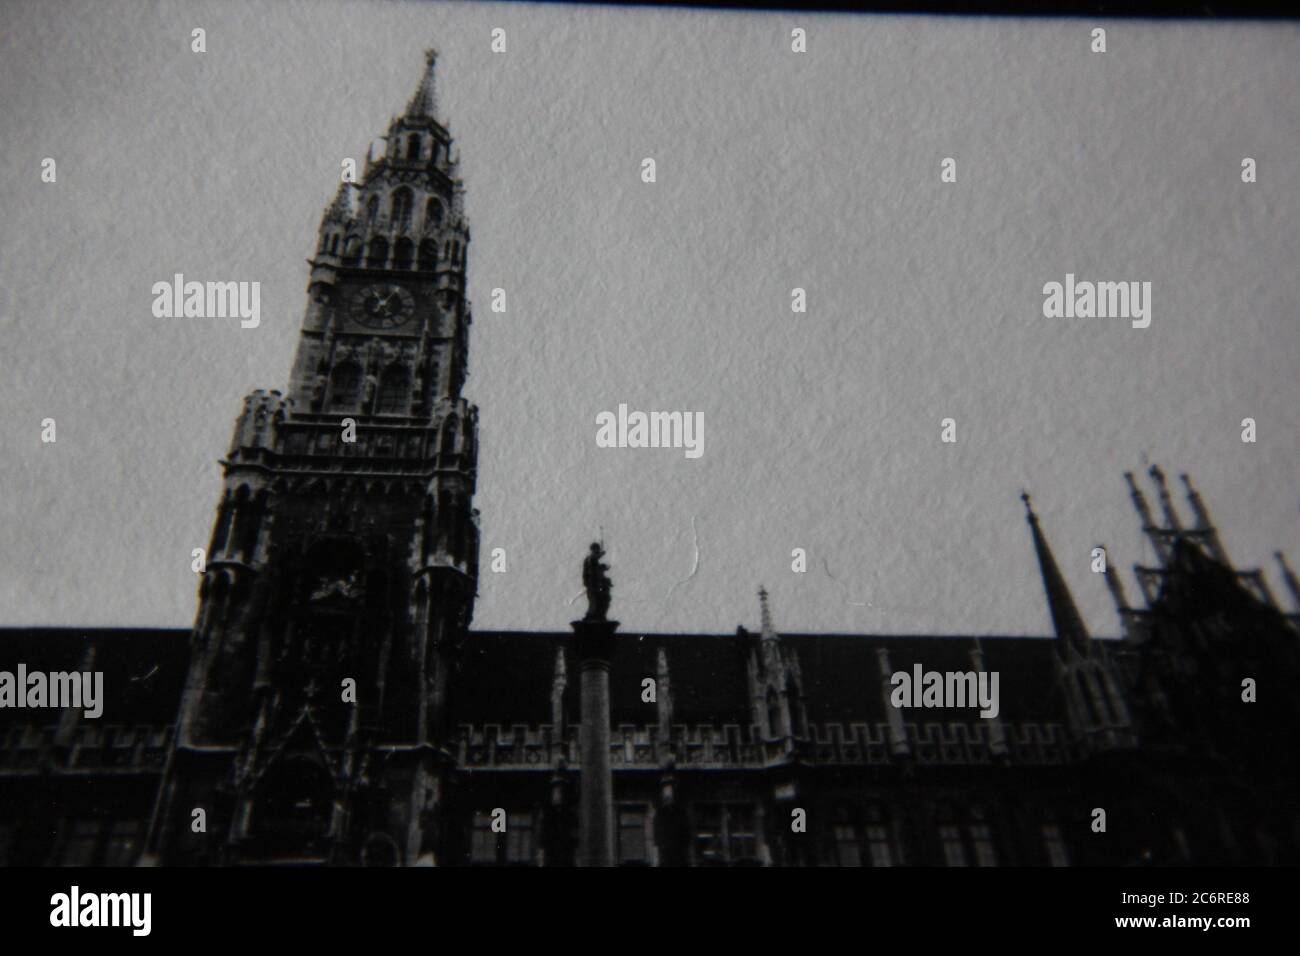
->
xmin=353 ymin=283 xmax=414 ymax=329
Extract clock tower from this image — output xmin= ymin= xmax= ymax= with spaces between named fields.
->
xmin=144 ymin=50 xmax=479 ymax=866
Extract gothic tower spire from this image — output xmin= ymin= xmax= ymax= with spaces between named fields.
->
xmin=406 ymin=48 xmax=440 ymax=120
xmin=758 ymin=585 xmax=776 ymax=640
xmin=148 ymin=47 xmax=479 ymax=867
xmin=1022 ymin=492 xmax=1090 ymax=659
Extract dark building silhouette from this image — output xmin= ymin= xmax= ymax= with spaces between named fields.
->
xmin=2 ymin=53 xmax=1297 ymax=868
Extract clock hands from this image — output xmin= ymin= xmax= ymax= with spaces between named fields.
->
xmin=358 ymin=286 xmax=409 ymax=326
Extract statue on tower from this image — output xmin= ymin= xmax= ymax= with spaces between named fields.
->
xmin=582 ymin=542 xmax=612 ymax=622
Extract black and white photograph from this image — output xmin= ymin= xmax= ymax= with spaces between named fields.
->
xmin=0 ymin=0 xmax=1296 ymax=940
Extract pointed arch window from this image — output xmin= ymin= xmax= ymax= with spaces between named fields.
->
xmin=233 ymin=489 xmax=267 ymax=561
xmin=342 ymin=235 xmax=362 ymax=265
xmin=329 ymin=362 xmax=362 ymax=409
xmin=391 ymin=188 xmax=413 ymax=232
xmin=405 ymin=134 xmax=420 ymax=161
xmin=365 ymin=237 xmax=388 ymax=269
xmin=968 ymin=806 xmax=998 ymax=866
xmin=1041 ymin=820 xmax=1070 ymax=866
xmin=365 ymin=195 xmax=379 ymax=223
xmin=426 ymin=198 xmax=444 ymax=230
xmin=211 ymin=496 xmax=235 ymax=554
xmin=440 ymin=415 xmax=458 ymax=456
xmin=786 ymin=674 xmax=805 ymax=737
xmin=377 ymin=365 xmax=410 ymax=415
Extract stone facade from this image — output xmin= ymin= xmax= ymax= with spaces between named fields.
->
xmin=1 ymin=52 xmax=1297 ymax=868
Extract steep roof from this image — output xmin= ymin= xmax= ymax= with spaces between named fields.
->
xmin=0 ymin=627 xmax=1073 ymax=732
xmin=453 ymin=630 xmax=1069 ymax=728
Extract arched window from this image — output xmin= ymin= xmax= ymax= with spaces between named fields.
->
xmin=405 ymin=134 xmax=420 ymax=161
xmin=342 ymin=235 xmax=361 ymax=264
xmin=377 ymin=365 xmax=410 ymax=415
xmin=766 ymin=687 xmax=782 ymax=738
xmin=452 ymin=497 xmax=465 ymax=564
xmin=422 ymin=495 xmax=435 ymax=559
xmin=937 ymin=804 xmax=966 ymax=867
xmin=863 ymin=804 xmax=895 ymax=866
xmin=365 ymin=195 xmax=379 ymax=222
xmin=786 ymin=674 xmax=806 ymax=737
xmin=391 ymin=188 xmax=413 ymax=231
xmin=418 ymin=238 xmax=438 ymax=272
xmin=440 ymin=416 xmax=458 ymax=456
xmin=211 ymin=496 xmax=235 ymax=554
xmin=968 ymin=805 xmax=998 ymax=866
xmin=365 ymin=237 xmax=388 ymax=269
xmin=438 ymin=490 xmax=453 ymax=540
xmin=205 ymin=573 xmax=231 ymax=635
xmin=329 ymin=362 xmax=361 ymax=409
xmin=329 ymin=234 xmax=339 ymax=255
xmin=426 ymin=198 xmax=444 ymax=229
xmin=392 ymin=238 xmax=414 ymax=271
xmin=233 ymin=489 xmax=267 ymax=561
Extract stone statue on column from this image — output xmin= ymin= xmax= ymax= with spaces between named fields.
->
xmin=582 ymin=542 xmax=612 ymax=622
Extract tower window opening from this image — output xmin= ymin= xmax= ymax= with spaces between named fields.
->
xmin=329 ymin=363 xmax=362 ymax=409
xmin=391 ymin=188 xmax=413 ymax=232
xmin=342 ymin=236 xmax=362 ymax=265
xmin=377 ymin=365 xmax=410 ymax=415
xmin=426 ymin=198 xmax=444 ymax=230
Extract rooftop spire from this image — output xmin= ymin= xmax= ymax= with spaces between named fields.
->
xmin=324 ymin=181 xmax=354 ymax=222
xmin=1149 ymin=465 xmax=1183 ymax=532
xmin=1098 ymin=542 xmax=1131 ymax=613
xmin=405 ymin=47 xmax=439 ymax=120
xmin=1022 ymin=492 xmax=1091 ymax=659
xmin=1180 ymin=472 xmax=1230 ymax=564
xmin=758 ymin=586 xmax=777 ymax=640
xmin=1124 ymin=471 xmax=1156 ymax=528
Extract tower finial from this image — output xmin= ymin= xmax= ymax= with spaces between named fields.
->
xmin=1124 ymin=471 xmax=1155 ymax=527
xmin=758 ymin=586 xmax=776 ymax=640
xmin=406 ymin=47 xmax=440 ymax=119
xmin=1180 ymin=472 xmax=1229 ymax=563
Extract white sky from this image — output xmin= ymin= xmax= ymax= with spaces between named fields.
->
xmin=1 ymin=1 xmax=1296 ymax=638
